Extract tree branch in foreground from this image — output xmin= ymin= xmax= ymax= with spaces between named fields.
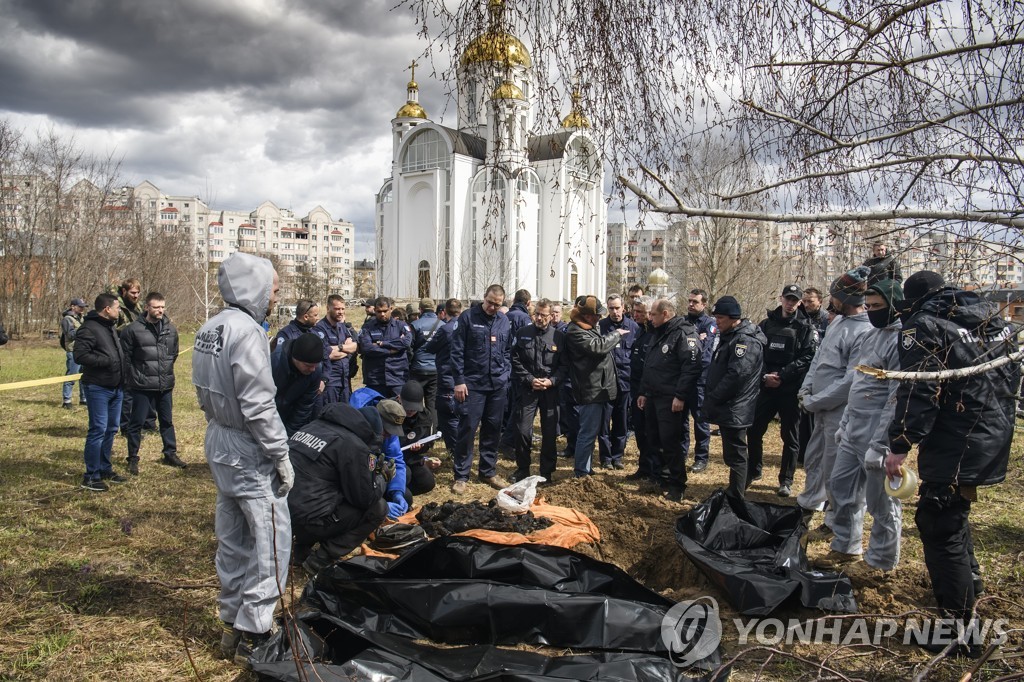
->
xmin=856 ymin=351 xmax=1023 ymax=382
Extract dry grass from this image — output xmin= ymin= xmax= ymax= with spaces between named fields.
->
xmin=0 ymin=335 xmax=1022 ymax=681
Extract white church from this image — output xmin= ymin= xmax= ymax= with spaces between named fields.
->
xmin=375 ymin=0 xmax=607 ymax=302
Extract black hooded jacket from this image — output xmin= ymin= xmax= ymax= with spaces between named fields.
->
xmin=888 ymin=288 xmax=1019 ymax=487
xmin=758 ymin=306 xmax=817 ymax=389
xmin=639 ymin=315 xmax=701 ymax=401
xmin=73 ymin=310 xmax=125 ymax=388
xmin=701 ymin=319 xmax=766 ymax=428
xmin=287 ymin=402 xmax=387 ymax=524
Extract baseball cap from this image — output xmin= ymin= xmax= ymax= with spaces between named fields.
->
xmin=377 ymin=399 xmax=406 ymax=437
xmin=400 ymin=380 xmax=425 ymax=412
xmin=70 ymin=298 xmax=88 ymax=307
xmin=781 ymin=284 xmax=803 ymax=300
xmin=419 ymin=297 xmax=435 ymax=311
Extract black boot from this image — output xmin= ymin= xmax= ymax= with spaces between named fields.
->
xmin=127 ymin=457 xmax=140 ymax=476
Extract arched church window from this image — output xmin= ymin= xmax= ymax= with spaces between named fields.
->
xmin=418 ymin=260 xmax=430 ymax=299
xmin=377 ymin=183 xmax=393 ymax=204
xmin=569 ymin=261 xmax=579 ymax=301
xmin=402 ymin=129 xmax=451 ymax=173
xmin=516 ymin=170 xmax=539 ymax=194
xmin=566 ymin=138 xmax=598 ymax=182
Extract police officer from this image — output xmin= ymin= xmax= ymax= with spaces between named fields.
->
xmin=747 ymin=284 xmax=817 ymax=496
xmin=357 ymin=296 xmax=412 ymax=398
xmin=625 ymin=296 xmax=657 ymax=482
xmin=702 ymin=296 xmax=766 ymax=500
xmin=273 ymin=299 xmax=319 ymax=351
xmin=510 ymin=298 xmax=565 ymax=482
xmin=410 ymin=297 xmax=442 ymax=430
xmin=449 ymin=284 xmax=513 ymax=493
xmin=314 ymin=294 xmax=358 ymax=409
xmin=271 ymin=333 xmax=325 ymax=436
xmin=886 ymin=272 xmax=1018 ymax=645
xmin=424 ymin=298 xmax=463 ymax=453
xmin=597 ymin=294 xmax=639 ymax=469
xmin=636 ymin=298 xmax=701 ymax=502
xmin=499 ymin=289 xmax=534 ymax=454
xmin=683 ymin=288 xmax=718 ymax=472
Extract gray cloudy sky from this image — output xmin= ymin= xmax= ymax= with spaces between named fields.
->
xmin=0 ymin=0 xmax=456 ymax=258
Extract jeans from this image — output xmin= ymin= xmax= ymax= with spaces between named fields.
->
xmin=83 ymin=383 xmax=123 ymax=480
xmin=63 ymin=352 xmax=84 ymax=404
xmin=574 ymin=402 xmax=605 ymax=477
xmin=125 ymin=389 xmax=177 ymax=461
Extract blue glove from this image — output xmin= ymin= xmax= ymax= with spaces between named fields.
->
xmin=386 ymin=491 xmax=409 ymax=520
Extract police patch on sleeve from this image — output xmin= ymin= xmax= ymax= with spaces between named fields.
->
xmin=452 ymin=321 xmax=458 ymax=330
xmin=687 ymin=338 xmax=697 ymax=348
xmin=901 ymin=328 xmax=916 ymax=349
xmin=407 ymin=431 xmax=416 ymax=440
xmin=735 ymin=343 xmax=747 ymax=357
xmin=662 ymin=343 xmax=670 ymax=354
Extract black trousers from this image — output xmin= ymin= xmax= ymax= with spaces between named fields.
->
xmin=632 ymin=395 xmax=657 ymax=478
xmin=915 ymin=485 xmax=980 ymax=622
xmin=125 ymin=389 xmax=176 ymax=460
xmin=410 ymin=371 xmax=438 ymax=433
xmin=514 ymin=386 xmax=559 ymax=477
xmin=558 ymin=382 xmax=579 ymax=452
xmin=719 ymin=426 xmax=750 ymax=499
xmin=645 ymin=396 xmax=688 ymax=491
xmin=598 ymin=389 xmax=630 ymax=464
xmin=121 ymin=388 xmax=155 ymax=435
xmin=294 ymin=498 xmax=388 ymax=561
xmin=406 ymin=460 xmax=436 ymax=495
xmin=499 ymin=381 xmax=520 ymax=449
xmin=747 ymin=386 xmax=801 ymax=485
xmin=684 ymin=384 xmax=711 ymax=463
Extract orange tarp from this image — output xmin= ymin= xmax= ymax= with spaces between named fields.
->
xmin=361 ymin=499 xmax=601 ymax=559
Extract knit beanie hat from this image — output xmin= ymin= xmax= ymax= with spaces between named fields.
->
xmin=866 ymin=279 xmax=904 ymax=309
xmin=291 ymin=333 xmax=324 ymax=363
xmin=830 ymin=265 xmax=871 ymax=307
xmin=711 ymin=296 xmax=742 ymax=319
xmin=902 ymin=270 xmax=945 ymax=307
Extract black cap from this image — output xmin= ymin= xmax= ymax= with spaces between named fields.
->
xmin=711 ymin=296 xmax=742 ymax=319
xmin=400 ymin=380 xmax=425 ymax=413
xmin=291 ymin=334 xmax=323 ymax=363
xmin=899 ymin=270 xmax=945 ymax=310
xmin=781 ymin=284 xmax=803 ymax=300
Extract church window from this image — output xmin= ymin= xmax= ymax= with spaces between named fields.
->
xmin=418 ymin=260 xmax=431 ymax=299
xmin=401 ymin=129 xmax=450 ymax=172
xmin=378 ymin=183 xmax=393 ymax=204
xmin=467 ymin=84 xmax=477 ymax=123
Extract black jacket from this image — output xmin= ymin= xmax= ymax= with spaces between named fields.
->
xmin=120 ymin=316 xmax=179 ymax=391
xmin=287 ymin=402 xmax=386 ymax=524
xmin=639 ymin=315 xmax=701 ymax=401
xmin=701 ymin=319 xmax=765 ymax=428
xmin=758 ymin=307 xmax=817 ymax=389
xmin=271 ymin=337 xmax=324 ymax=436
xmin=397 ymin=409 xmax=436 ymax=465
xmin=73 ymin=311 xmax=125 ymax=388
xmin=629 ymin=322 xmax=654 ymax=387
xmin=563 ymin=311 xmax=622 ymax=405
xmin=511 ymin=323 xmax=566 ymax=389
xmin=0 ymin=318 xmax=7 ymax=345
xmin=863 ymin=255 xmax=903 ymax=284
xmin=888 ymin=288 xmax=1019 ymax=487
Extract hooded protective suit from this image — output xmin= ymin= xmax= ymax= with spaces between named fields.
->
xmin=192 ymin=252 xmax=291 ymax=636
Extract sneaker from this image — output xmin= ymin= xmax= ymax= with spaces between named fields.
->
xmin=777 ymin=484 xmax=792 ymax=497
xmin=598 ymin=460 xmax=611 ymax=469
xmin=664 ymin=487 xmax=686 ymax=503
xmin=234 ymin=630 xmax=271 ymax=669
xmin=61 ymin=402 xmax=73 ymax=410
xmin=749 ymin=472 xmax=763 ymax=482
xmin=80 ymin=477 xmax=108 ymax=492
xmin=79 ymin=399 xmax=88 ymax=405
xmin=510 ymin=468 xmax=531 ymax=483
xmin=127 ymin=460 xmax=139 ymax=476
xmin=478 ymin=474 xmax=509 ymax=490
xmin=161 ymin=453 xmax=188 ymax=469
xmin=815 ymin=549 xmax=862 ymax=570
xmin=612 ymin=461 xmax=624 ymax=470
xmin=219 ymin=624 xmax=242 ymax=659
xmin=101 ymin=472 xmax=128 ymax=484
xmin=690 ymin=460 xmax=708 ymax=473
xmin=451 ymin=480 xmax=468 ymax=494
xmin=710 ymin=428 xmax=721 ymax=437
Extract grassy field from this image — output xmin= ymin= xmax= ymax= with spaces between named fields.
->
xmin=0 ymin=335 xmax=1022 ymax=681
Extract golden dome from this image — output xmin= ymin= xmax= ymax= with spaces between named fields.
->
xmin=396 ymin=102 xmax=427 ymax=119
xmin=648 ymin=268 xmax=670 ymax=286
xmin=561 ymin=89 xmax=591 ymax=128
xmin=491 ymin=80 xmax=525 ymax=100
xmin=460 ymin=32 xmax=532 ymax=68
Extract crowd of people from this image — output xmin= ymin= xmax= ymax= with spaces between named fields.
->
xmin=52 ymin=240 xmax=1019 ymax=665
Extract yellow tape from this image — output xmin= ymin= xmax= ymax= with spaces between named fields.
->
xmin=0 ymin=346 xmax=196 ymax=392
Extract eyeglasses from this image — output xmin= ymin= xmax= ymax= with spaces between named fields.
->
xmin=296 ymin=300 xmax=315 ymax=317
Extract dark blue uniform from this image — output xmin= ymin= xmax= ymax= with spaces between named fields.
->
xmin=273 ymin=319 xmax=314 ymax=351
xmin=685 ymin=311 xmax=718 ymax=466
xmin=424 ymin=318 xmax=459 ymax=451
xmin=410 ymin=311 xmax=443 ymax=431
xmin=449 ymin=305 xmax=512 ymax=482
xmin=314 ymin=316 xmax=353 ymax=408
xmin=499 ymin=302 xmax=533 ymax=449
xmin=357 ymin=316 xmax=412 ymax=398
xmin=597 ymin=315 xmax=639 ymax=466
xmin=271 ymin=338 xmax=324 ymax=436
xmin=510 ymin=322 xmax=565 ymax=480
xmin=555 ymin=319 xmax=578 ymax=454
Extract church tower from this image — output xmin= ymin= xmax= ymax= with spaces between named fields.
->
xmin=392 ymin=62 xmax=428 ymax=162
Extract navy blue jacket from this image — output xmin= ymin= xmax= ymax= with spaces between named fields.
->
xmin=598 ymin=315 xmax=640 ymax=392
xmin=357 ymin=316 xmax=412 ymax=388
xmin=271 ymin=337 xmax=324 ymax=436
xmin=314 ymin=316 xmax=351 ymax=388
xmin=410 ymin=312 xmax=443 ymax=374
xmin=511 ymin=323 xmax=566 ymax=389
xmin=424 ymin=318 xmax=457 ymax=393
xmin=629 ymin=322 xmax=654 ymax=387
xmin=273 ymin=319 xmax=314 ymax=351
xmin=450 ymin=305 xmax=512 ymax=391
xmin=686 ymin=311 xmax=718 ymax=384
xmin=506 ymin=303 xmax=532 ymax=335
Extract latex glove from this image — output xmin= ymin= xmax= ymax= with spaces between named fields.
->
xmin=275 ymin=457 xmax=295 ymax=497
xmin=864 ymin=447 xmax=885 ymax=470
xmin=386 ymin=490 xmax=409 ymax=519
xmin=834 ymin=426 xmax=846 ymax=445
